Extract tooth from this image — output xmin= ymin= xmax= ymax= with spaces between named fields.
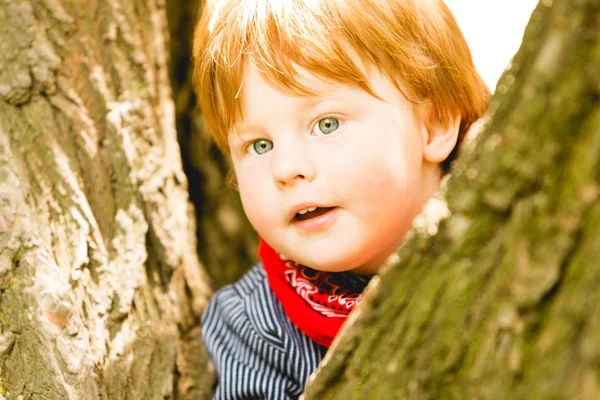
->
xmin=307 ymin=207 xmax=317 ymax=212
xmin=298 ymin=209 xmax=308 ymax=214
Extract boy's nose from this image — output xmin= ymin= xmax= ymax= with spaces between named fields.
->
xmin=272 ymin=142 xmax=316 ymax=188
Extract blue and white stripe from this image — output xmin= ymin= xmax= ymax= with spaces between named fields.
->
xmin=202 ymin=264 xmax=327 ymax=399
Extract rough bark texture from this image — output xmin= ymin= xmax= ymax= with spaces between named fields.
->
xmin=304 ymin=0 xmax=600 ymax=398
xmin=166 ymin=0 xmax=258 ymax=291
xmin=0 ymin=0 xmax=213 ymax=399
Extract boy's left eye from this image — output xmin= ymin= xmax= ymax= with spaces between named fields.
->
xmin=314 ymin=117 xmax=340 ymax=135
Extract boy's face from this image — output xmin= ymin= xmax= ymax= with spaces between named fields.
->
xmin=228 ymin=62 xmax=453 ymax=274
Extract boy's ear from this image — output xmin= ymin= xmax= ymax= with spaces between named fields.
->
xmin=418 ymin=103 xmax=461 ymax=163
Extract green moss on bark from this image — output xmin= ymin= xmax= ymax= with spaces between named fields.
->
xmin=304 ymin=0 xmax=600 ymax=398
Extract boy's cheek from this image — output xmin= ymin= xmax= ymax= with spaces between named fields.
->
xmin=337 ymin=154 xmax=409 ymax=197
xmin=238 ymin=185 xmax=273 ymax=226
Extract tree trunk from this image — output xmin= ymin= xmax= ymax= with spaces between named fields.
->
xmin=0 ymin=0 xmax=213 ymax=399
xmin=304 ymin=0 xmax=600 ymax=398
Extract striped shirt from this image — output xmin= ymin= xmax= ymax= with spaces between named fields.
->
xmin=202 ymin=263 xmax=328 ymax=399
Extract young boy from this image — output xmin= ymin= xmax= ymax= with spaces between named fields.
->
xmin=193 ymin=0 xmax=489 ymax=398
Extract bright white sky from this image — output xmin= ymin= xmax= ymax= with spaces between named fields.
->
xmin=444 ymin=0 xmax=539 ymax=91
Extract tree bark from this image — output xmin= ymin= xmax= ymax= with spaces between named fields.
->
xmin=304 ymin=0 xmax=600 ymax=398
xmin=0 ymin=0 xmax=213 ymax=399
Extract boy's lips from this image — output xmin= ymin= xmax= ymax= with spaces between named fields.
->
xmin=291 ymin=206 xmax=339 ymax=232
xmin=288 ymin=202 xmax=331 ymax=221
xmin=294 ymin=206 xmax=335 ymax=221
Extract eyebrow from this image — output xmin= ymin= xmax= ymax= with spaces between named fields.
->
xmin=231 ymin=124 xmax=260 ymax=139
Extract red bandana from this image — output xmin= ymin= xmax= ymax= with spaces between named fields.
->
xmin=259 ymin=238 xmax=371 ymax=348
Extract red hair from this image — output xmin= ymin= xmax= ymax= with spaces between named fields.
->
xmin=193 ymin=0 xmax=490 ymax=168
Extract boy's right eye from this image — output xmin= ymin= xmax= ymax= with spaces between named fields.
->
xmin=249 ymin=139 xmax=273 ymax=155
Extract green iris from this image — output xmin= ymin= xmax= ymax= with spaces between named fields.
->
xmin=318 ymin=117 xmax=339 ymax=135
xmin=252 ymin=139 xmax=273 ymax=155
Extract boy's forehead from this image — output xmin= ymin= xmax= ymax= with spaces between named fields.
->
xmin=239 ymin=42 xmax=372 ymax=93
xmin=241 ymin=60 xmax=336 ymax=98
xmin=239 ymin=57 xmax=407 ymax=105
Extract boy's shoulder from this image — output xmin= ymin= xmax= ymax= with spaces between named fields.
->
xmin=201 ymin=263 xmax=327 ymax=399
xmin=218 ymin=262 xmax=271 ymax=299
xmin=202 ymin=263 xmax=288 ymax=351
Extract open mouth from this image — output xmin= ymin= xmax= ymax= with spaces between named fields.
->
xmin=294 ymin=207 xmax=336 ymax=221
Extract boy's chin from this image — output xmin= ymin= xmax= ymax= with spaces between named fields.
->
xmin=287 ymin=253 xmax=350 ymax=273
xmin=292 ymin=246 xmax=391 ymax=275
xmin=292 ymin=252 xmax=379 ymax=275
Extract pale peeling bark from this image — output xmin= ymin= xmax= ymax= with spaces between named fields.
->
xmin=0 ymin=0 xmax=212 ymax=399
xmin=304 ymin=0 xmax=600 ymax=398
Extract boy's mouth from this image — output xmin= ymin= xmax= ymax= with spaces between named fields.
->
xmin=294 ymin=207 xmax=336 ymax=221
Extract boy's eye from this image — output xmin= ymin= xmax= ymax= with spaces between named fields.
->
xmin=316 ymin=117 xmax=340 ymax=135
xmin=250 ymin=139 xmax=273 ymax=155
